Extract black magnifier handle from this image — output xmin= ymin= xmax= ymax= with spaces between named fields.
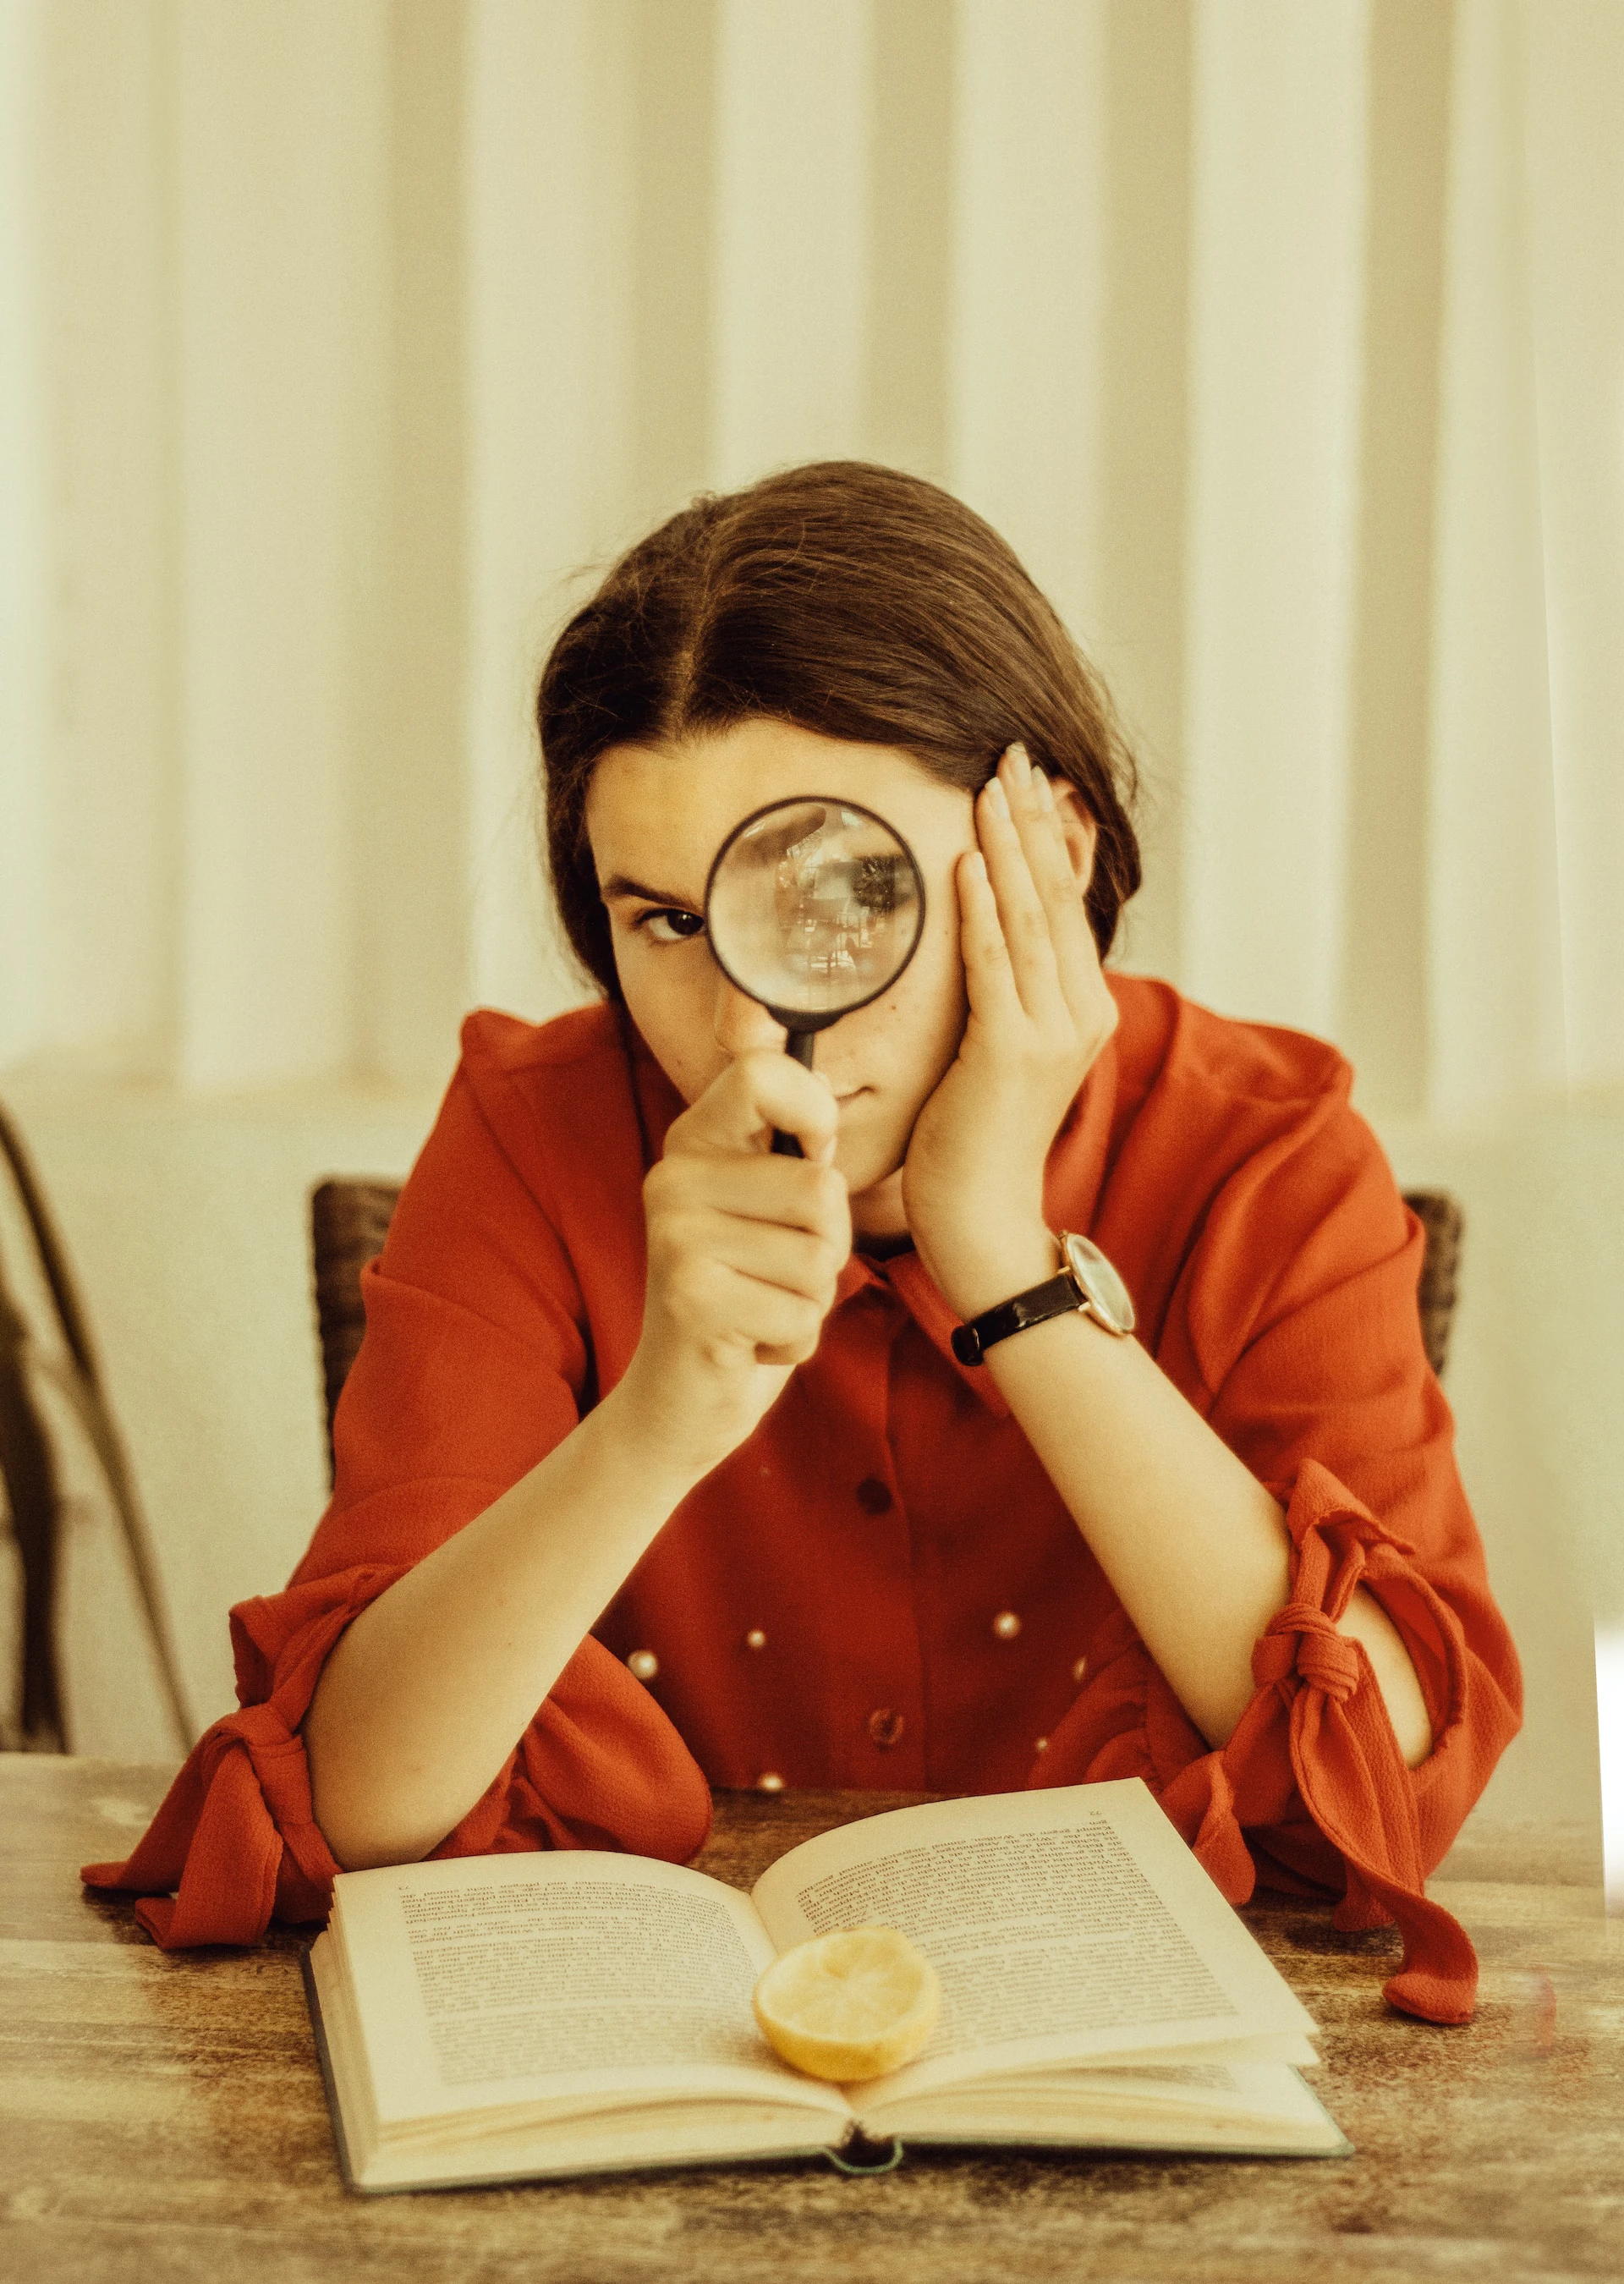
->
xmin=770 ymin=1030 xmax=819 ymax=1157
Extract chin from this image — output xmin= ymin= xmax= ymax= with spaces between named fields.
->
xmin=843 ymin=1148 xmax=908 ymax=1221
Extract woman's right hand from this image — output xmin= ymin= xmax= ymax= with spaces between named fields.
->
xmin=309 ymin=1045 xmax=848 ymax=1869
xmin=617 ymin=1048 xmax=853 ymax=1474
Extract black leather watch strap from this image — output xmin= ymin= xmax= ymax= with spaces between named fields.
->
xmin=950 ymin=1271 xmax=1082 ymax=1367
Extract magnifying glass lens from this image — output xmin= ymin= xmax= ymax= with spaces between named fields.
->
xmin=705 ymin=799 xmax=924 ymax=1023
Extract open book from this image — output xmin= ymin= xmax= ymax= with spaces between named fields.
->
xmin=304 ymin=1778 xmax=1348 ymax=2190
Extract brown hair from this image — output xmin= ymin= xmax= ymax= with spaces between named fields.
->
xmin=538 ymin=460 xmax=1140 ymax=1000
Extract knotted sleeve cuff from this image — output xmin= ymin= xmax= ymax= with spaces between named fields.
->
xmin=78 ymin=1568 xmax=393 ymax=1948
xmin=81 ymin=1566 xmax=713 ymax=1950
xmin=1033 ymin=1459 xmax=1514 ymax=2024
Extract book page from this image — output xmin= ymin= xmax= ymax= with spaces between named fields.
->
xmin=750 ymin=1780 xmax=1318 ymax=2102
xmin=331 ymin=1850 xmax=851 ymax=2131
xmin=867 ymin=2060 xmax=1348 ymax=2155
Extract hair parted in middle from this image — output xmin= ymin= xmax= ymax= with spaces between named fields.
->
xmin=537 ymin=459 xmax=1142 ymax=1002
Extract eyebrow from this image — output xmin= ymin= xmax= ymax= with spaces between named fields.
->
xmin=598 ymin=873 xmax=700 ymax=909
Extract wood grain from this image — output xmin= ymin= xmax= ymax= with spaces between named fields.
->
xmin=3 ymin=1757 xmax=1616 ymax=2284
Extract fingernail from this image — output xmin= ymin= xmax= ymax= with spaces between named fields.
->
xmin=985 ymin=777 xmax=1009 ymax=818
xmin=1008 ymin=742 xmax=1032 ymax=780
xmin=1032 ymin=768 xmax=1055 ymax=810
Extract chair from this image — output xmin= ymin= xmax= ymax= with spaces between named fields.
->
xmin=310 ymin=1178 xmax=1466 ymax=1474
xmin=1405 ymin=1189 xmax=1464 ymax=1381
xmin=0 ymin=1101 xmax=190 ymax=1754
xmin=310 ymin=1178 xmax=403 ymax=1485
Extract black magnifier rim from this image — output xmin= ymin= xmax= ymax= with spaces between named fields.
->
xmin=702 ymin=793 xmax=928 ymax=1033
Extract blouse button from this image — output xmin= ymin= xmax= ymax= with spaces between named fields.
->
xmin=627 ymin=1650 xmax=659 ymax=1681
xmin=854 ymin=1477 xmax=894 ymax=1515
xmin=992 ymin=1611 xmax=1023 ymax=1641
xmin=867 ymin=1707 xmax=906 ymax=1749
xmin=744 ymin=1628 xmax=767 ymax=1650
xmin=1073 ymin=1655 xmax=1089 ymax=1684
xmin=1034 ymin=1737 xmax=1049 ymax=1754
xmin=756 ymin=1771 xmax=786 ymax=1793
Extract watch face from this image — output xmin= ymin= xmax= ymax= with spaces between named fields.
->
xmin=1060 ymin=1232 xmax=1136 ymax=1336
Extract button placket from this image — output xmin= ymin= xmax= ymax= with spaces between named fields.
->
xmin=833 ymin=1298 xmax=924 ymax=1783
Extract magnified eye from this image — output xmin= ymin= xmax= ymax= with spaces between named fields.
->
xmin=851 ymin=855 xmax=901 ymax=915
xmin=639 ymin=908 xmax=705 ymax=944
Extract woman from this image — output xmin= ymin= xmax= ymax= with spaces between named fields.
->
xmin=86 ymin=464 xmax=1519 ymax=2023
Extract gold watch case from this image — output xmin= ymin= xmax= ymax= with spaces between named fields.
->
xmin=1059 ymin=1230 xmax=1136 ymax=1337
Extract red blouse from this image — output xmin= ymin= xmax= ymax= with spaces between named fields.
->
xmin=85 ymin=978 xmax=1520 ymax=2023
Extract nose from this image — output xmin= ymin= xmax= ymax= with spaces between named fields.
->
xmin=712 ymin=975 xmax=787 ymax=1057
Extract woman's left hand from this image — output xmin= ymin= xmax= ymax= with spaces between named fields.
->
xmin=903 ymin=742 xmax=1118 ymax=1320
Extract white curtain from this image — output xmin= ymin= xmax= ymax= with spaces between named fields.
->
xmin=2 ymin=0 xmax=1620 ymax=1801
xmin=3 ymin=0 xmax=1618 ymax=1107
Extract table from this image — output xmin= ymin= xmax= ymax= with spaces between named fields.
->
xmin=3 ymin=1757 xmax=1617 ymax=2283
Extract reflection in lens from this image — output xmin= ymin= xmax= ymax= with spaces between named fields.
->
xmin=706 ymin=799 xmax=925 ymax=1020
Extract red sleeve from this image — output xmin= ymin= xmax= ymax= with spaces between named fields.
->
xmin=1034 ymin=1091 xmax=1522 ymax=2025
xmin=84 ymin=1023 xmax=711 ymax=1947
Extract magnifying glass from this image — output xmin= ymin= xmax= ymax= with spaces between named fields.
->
xmin=704 ymin=797 xmax=927 ymax=1158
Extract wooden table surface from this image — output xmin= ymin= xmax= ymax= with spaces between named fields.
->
xmin=3 ymin=1756 xmax=1617 ymax=2284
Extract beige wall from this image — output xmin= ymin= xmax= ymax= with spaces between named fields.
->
xmin=2 ymin=1 xmax=1621 ymax=1826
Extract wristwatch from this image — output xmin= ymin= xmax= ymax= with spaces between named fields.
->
xmin=950 ymin=1232 xmax=1135 ymax=1366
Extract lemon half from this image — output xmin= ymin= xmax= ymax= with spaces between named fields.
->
xmin=752 ymin=1925 xmax=941 ymax=2083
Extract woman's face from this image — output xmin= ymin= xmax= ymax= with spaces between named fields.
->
xmin=585 ymin=719 xmax=980 ymax=1237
